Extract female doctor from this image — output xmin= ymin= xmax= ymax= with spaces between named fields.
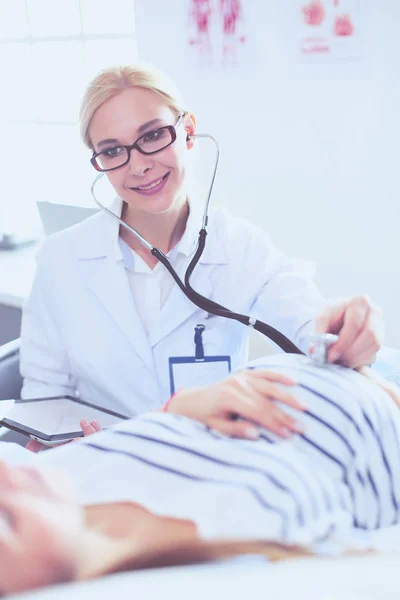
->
xmin=20 ymin=63 xmax=383 ymax=430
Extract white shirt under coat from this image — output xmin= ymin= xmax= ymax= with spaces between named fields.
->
xmin=20 ymin=197 xmax=325 ymax=416
xmin=122 ymin=206 xmax=198 ymax=337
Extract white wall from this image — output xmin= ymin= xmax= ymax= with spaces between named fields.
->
xmin=134 ymin=0 xmax=400 ymax=348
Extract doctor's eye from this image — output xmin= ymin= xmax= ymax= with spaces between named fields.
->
xmin=141 ymin=128 xmax=169 ymax=144
xmin=102 ymin=146 xmax=126 ymax=159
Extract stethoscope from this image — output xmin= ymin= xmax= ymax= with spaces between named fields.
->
xmin=91 ymin=132 xmax=304 ymax=355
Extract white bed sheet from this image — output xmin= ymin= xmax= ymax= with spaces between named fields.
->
xmin=366 ymin=522 xmax=400 ymax=551
xmin=12 ymin=552 xmax=400 ymax=600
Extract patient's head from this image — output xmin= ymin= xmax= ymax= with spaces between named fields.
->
xmin=0 ymin=460 xmax=82 ymax=594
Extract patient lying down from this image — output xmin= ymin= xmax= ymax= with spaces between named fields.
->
xmin=1 ymin=354 xmax=400 ymax=595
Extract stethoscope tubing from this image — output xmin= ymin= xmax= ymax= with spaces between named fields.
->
xmin=90 ymin=133 xmax=304 ymax=355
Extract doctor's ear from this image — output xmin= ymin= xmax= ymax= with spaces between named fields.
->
xmin=184 ymin=112 xmax=196 ymax=150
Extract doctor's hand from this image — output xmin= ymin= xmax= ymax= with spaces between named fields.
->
xmin=315 ymin=295 xmax=384 ymax=369
xmin=167 ymin=370 xmax=305 ymax=440
xmin=25 ymin=419 xmax=102 ymax=453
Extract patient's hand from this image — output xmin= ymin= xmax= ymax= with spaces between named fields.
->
xmin=26 ymin=419 xmax=102 ymax=453
xmin=167 ymin=370 xmax=305 ymax=440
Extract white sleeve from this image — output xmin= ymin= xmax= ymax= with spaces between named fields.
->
xmin=0 ymin=442 xmax=35 ymax=465
xmin=249 ymin=237 xmax=326 ymax=354
xmin=20 ymin=247 xmax=77 ymax=399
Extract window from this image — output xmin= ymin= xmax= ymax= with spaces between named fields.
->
xmin=0 ymin=0 xmax=136 ymax=233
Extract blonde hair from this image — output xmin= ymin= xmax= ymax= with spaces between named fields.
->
xmin=79 ymin=63 xmax=186 ymax=149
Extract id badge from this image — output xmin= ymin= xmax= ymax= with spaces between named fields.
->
xmin=168 ymin=324 xmax=231 ymax=395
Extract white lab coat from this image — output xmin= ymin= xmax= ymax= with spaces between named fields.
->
xmin=20 ymin=199 xmax=325 ymax=416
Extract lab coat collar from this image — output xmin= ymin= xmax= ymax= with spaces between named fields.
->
xmin=116 ymin=196 xmax=201 ymax=274
xmin=176 ymin=194 xmax=202 ymax=258
xmin=178 ymin=190 xmax=229 ymax=265
xmin=76 ymin=196 xmax=123 ymax=261
xmin=77 ymin=194 xmax=228 ymax=266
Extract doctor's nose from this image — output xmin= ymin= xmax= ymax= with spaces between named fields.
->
xmin=127 ymin=147 xmax=154 ymax=177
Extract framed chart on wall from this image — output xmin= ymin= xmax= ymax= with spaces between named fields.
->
xmin=298 ymin=0 xmax=363 ymax=61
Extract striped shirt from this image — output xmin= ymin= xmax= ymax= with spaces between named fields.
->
xmin=38 ymin=354 xmax=400 ymax=549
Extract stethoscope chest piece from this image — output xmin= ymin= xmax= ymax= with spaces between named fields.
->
xmin=308 ymin=333 xmax=339 ymax=366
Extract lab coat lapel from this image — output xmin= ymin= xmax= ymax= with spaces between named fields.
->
xmin=148 ymin=262 xmax=213 ymax=348
xmin=80 ymin=198 xmax=154 ymax=371
xmin=88 ymin=256 xmax=154 ymax=370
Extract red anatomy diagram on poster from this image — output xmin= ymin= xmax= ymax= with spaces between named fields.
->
xmin=300 ymin=0 xmax=359 ymax=58
xmin=188 ymin=0 xmax=246 ymax=66
xmin=302 ymin=0 xmax=326 ymax=26
xmin=334 ymin=14 xmax=354 ymax=36
xmin=188 ymin=0 xmax=213 ymax=57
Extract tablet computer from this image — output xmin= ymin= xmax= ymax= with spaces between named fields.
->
xmin=0 ymin=396 xmax=128 ymax=444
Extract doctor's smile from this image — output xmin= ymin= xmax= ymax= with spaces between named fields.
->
xmin=128 ymin=172 xmax=171 ymax=196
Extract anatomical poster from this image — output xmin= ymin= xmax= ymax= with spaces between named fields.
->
xmin=298 ymin=0 xmax=362 ymax=60
xmin=186 ymin=0 xmax=248 ymax=68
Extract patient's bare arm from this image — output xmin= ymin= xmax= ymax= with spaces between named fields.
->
xmin=358 ymin=366 xmax=400 ymax=409
xmin=82 ymin=502 xmax=311 ymax=579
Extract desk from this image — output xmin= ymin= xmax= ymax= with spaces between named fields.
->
xmin=0 ymin=203 xmax=97 ymax=307
xmin=0 ymin=242 xmax=40 ymax=308
xmin=0 ymin=245 xmax=37 ymax=436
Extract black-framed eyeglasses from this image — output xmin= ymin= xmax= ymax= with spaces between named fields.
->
xmin=90 ymin=114 xmax=184 ymax=173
